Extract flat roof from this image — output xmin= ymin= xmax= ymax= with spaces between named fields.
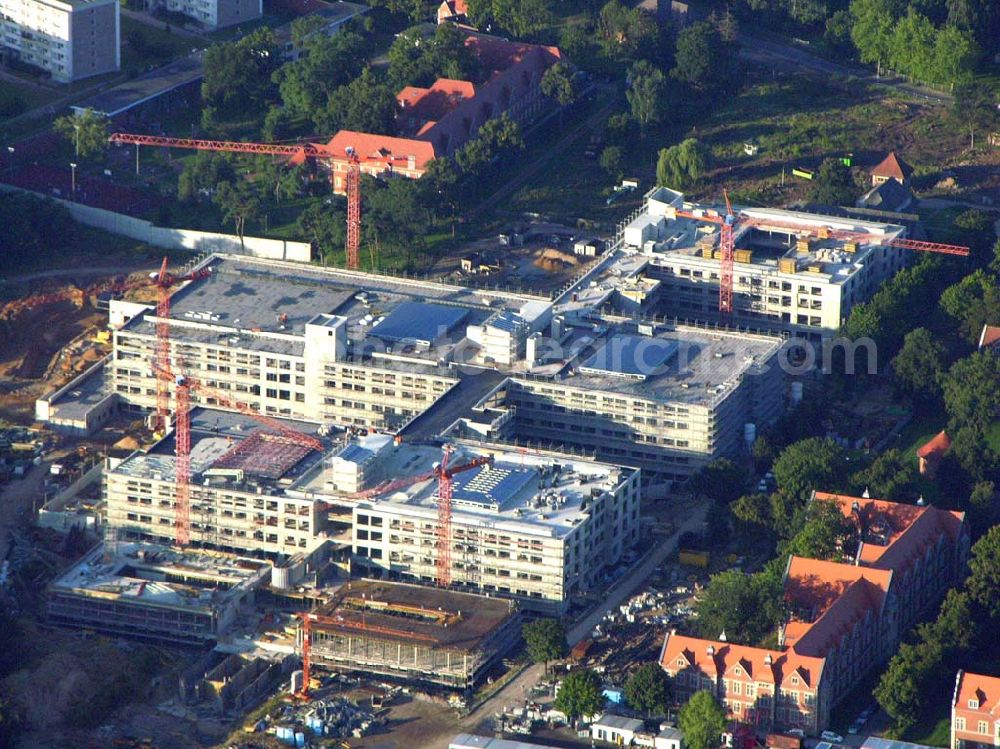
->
xmin=336 ymin=439 xmax=634 ymax=539
xmin=579 ymin=334 xmax=678 ymax=380
xmin=47 ymin=357 xmax=114 ymax=421
xmin=50 ymin=542 xmax=268 ymax=611
xmin=111 ymin=407 xmax=329 ymax=486
xmin=74 ymin=52 xmax=203 ymax=118
xmin=450 ymin=736 xmax=563 ymax=749
xmin=315 ymin=579 xmax=515 ymax=650
xmin=369 ymin=301 xmax=470 ymax=345
xmin=551 ymin=325 xmax=782 ymax=407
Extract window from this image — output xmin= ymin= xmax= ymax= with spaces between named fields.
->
xmin=969 ymin=700 xmax=980 ymax=709
xmin=979 ymin=722 xmax=989 ymax=735
xmin=957 ymin=719 xmax=966 ymax=731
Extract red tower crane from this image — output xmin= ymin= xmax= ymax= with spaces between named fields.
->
xmin=672 ymin=194 xmax=970 ymax=315
xmin=108 ymin=133 xmax=365 ymax=270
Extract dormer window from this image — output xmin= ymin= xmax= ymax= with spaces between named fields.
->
xmin=677 ymin=658 xmax=685 ymax=666
xmin=970 ymin=699 xmax=980 ymax=709
xmin=735 ymin=667 xmax=742 ymax=676
xmin=791 ymin=676 xmax=799 ymax=685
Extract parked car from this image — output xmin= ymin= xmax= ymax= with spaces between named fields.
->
xmin=821 ymin=732 xmax=844 ymax=743
xmin=787 ymin=729 xmax=806 ymax=738
xmin=848 ymin=720 xmax=863 ymax=735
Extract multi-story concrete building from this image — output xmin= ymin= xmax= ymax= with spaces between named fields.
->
xmin=661 ymin=493 xmax=969 ymax=733
xmin=952 ymin=671 xmax=1000 ymax=749
xmin=620 ymin=187 xmax=912 ymax=337
xmin=156 ymin=0 xmax=260 ymax=29
xmin=0 ymin=0 xmax=119 ymax=82
xmin=304 ymin=434 xmax=641 ymax=613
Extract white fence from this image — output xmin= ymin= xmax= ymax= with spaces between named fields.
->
xmin=1 ymin=184 xmax=312 ymax=262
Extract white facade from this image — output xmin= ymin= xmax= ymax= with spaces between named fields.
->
xmin=160 ymin=0 xmax=260 ymax=29
xmin=0 ymin=0 xmax=120 ymax=82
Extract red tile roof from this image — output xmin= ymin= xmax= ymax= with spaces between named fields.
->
xmin=871 ymin=151 xmax=913 ymax=181
xmin=980 ymin=324 xmax=1000 ymax=351
xmin=397 ymin=79 xmax=477 ymax=130
xmin=464 ymin=34 xmax=561 ymax=74
xmin=916 ymin=430 xmax=951 ymax=459
xmin=323 ymin=131 xmax=436 ymax=170
xmin=812 ymin=492 xmax=965 ymax=570
xmin=955 ymin=671 xmax=1000 ymax=717
xmin=438 ymin=0 xmax=468 ymax=18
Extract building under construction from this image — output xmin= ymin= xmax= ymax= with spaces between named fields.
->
xmin=47 ymin=542 xmax=270 ymax=645
xmin=300 ymin=580 xmax=520 ymax=690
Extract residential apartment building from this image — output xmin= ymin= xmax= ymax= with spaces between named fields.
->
xmin=952 ymin=671 xmax=1000 ymax=749
xmin=661 ymin=493 xmax=969 ymax=733
xmin=158 ymin=0 xmax=260 ymax=29
xmin=0 ymin=0 xmax=119 ymax=82
xmin=621 ymin=187 xmax=912 ymax=337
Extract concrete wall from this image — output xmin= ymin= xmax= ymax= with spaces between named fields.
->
xmin=0 ymin=184 xmax=312 ymax=262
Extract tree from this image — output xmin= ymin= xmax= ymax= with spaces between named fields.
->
xmin=522 ymin=618 xmax=568 ymax=674
xmin=731 ymin=492 xmax=772 ymax=532
xmin=498 ymin=0 xmax=555 ymax=38
xmin=967 ymin=523 xmax=1000 ymax=618
xmin=554 ymin=668 xmax=604 ymax=722
xmin=276 ymin=31 xmax=368 ymax=117
xmin=850 ymin=0 xmax=902 ymax=75
xmin=809 ymin=158 xmax=856 ymax=206
xmin=597 ymin=0 xmax=661 ymax=62
xmin=678 ymin=690 xmax=726 ymax=749
xmin=201 ymin=29 xmax=280 ymax=118
xmin=624 ymin=663 xmax=671 ymax=716
xmin=178 ymin=151 xmax=236 ymax=202
xmin=672 ymin=21 xmax=730 ymax=91
xmin=940 ymin=352 xmax=1000 ymax=432
xmin=298 ymin=201 xmax=346 ymax=263
xmin=891 ymin=327 xmax=948 ymax=409
xmin=214 ymin=181 xmax=261 ymax=250
xmin=690 ymin=458 xmax=747 ymax=505
xmin=599 ymin=145 xmax=624 ymax=181
xmin=695 ymin=568 xmax=786 ymax=644
xmin=540 ymin=62 xmax=577 ymax=107
xmin=781 ymin=500 xmax=853 ymax=561
xmin=53 ymin=108 xmax=109 ymax=160
xmin=968 ymin=480 xmax=997 ymax=533
xmin=939 ymin=270 xmax=1000 ymax=343
xmin=924 ymin=588 xmax=979 ymax=653
xmin=627 ymin=61 xmax=668 ymax=130
xmin=849 ymin=449 xmax=918 ymax=502
xmin=772 ymin=437 xmax=849 ymax=504
xmin=657 ymin=139 xmax=710 ymax=188
xmin=874 ymin=640 xmax=942 ymax=732
xmin=317 ymin=68 xmax=398 ymax=135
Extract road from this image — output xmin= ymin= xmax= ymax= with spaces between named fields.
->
xmin=438 ymin=500 xmax=709 ymax=746
xmin=737 ymin=30 xmax=951 ymax=104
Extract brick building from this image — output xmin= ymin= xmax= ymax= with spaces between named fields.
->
xmin=661 ymin=493 xmax=969 ymax=733
xmin=952 ymin=671 xmax=1000 ymax=749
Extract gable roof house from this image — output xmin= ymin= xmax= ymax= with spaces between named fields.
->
xmin=660 ymin=493 xmax=969 ymax=734
xmin=952 ymin=670 xmax=1000 ymax=749
xmin=871 ymin=152 xmax=914 ymax=187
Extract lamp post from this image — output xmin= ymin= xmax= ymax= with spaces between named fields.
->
xmin=6 ymin=146 xmax=13 ymax=178
xmin=70 ymin=162 xmax=77 ymax=201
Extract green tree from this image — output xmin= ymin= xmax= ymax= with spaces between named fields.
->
xmin=554 ymin=668 xmax=604 ymax=722
xmin=891 ymin=327 xmax=948 ymax=409
xmin=874 ymin=640 xmax=942 ymax=732
xmin=850 ymin=0 xmax=902 ymax=75
xmin=968 ymin=480 xmax=997 ymax=533
xmin=317 ymin=68 xmax=398 ymax=135
xmin=968 ymin=524 xmax=1000 ymax=618
xmin=678 ymin=690 xmax=727 ymax=749
xmin=888 ymin=9 xmax=937 ymax=81
xmin=214 ymin=181 xmax=261 ymax=250
xmin=540 ymin=61 xmax=577 ymax=107
xmin=276 ymin=31 xmax=368 ymax=117
xmin=178 ymin=152 xmax=236 ymax=202
xmin=201 ymin=29 xmax=280 ymax=118
xmin=940 ymin=352 xmax=1000 ymax=432
xmin=772 ymin=437 xmax=849 ymax=504
xmin=940 ymin=270 xmax=1000 ymax=343
xmin=599 ymin=145 xmax=624 ymax=181
xmin=624 ymin=663 xmax=671 ymax=716
xmin=923 ymin=588 xmax=980 ymax=653
xmin=696 ymin=567 xmax=786 ymax=644
xmin=522 ymin=618 xmax=568 ymax=674
xmin=53 ymin=108 xmax=109 ymax=160
xmin=672 ymin=21 xmax=730 ymax=91
xmin=597 ymin=0 xmax=661 ymax=62
xmin=289 ymin=14 xmax=326 ymax=47
xmin=931 ymin=25 xmax=979 ymax=88
xmin=627 ymin=61 xmax=668 ymax=130
xmin=781 ymin=500 xmax=853 ymax=561
xmin=656 ymin=138 xmax=710 ymax=188
xmin=849 ymin=449 xmax=918 ymax=502
xmin=731 ymin=492 xmax=772 ymax=532
xmin=298 ymin=201 xmax=346 ymax=263
xmin=690 ymin=458 xmax=747 ymax=505
xmin=809 ymin=158 xmax=856 ymax=206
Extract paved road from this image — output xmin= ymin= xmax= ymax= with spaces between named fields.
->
xmin=737 ymin=31 xmax=951 ymax=104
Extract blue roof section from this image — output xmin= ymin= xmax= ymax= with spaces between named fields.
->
xmin=369 ymin=302 xmax=469 ymax=345
xmin=450 ymin=463 xmax=536 ymax=509
xmin=338 ymin=444 xmax=373 ymax=464
xmin=579 ymin=334 xmax=678 ymax=380
xmin=862 ymin=738 xmax=940 ymax=749
xmin=488 ymin=311 xmax=526 ymax=333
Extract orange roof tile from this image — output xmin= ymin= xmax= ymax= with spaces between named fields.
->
xmin=324 ymin=131 xmax=436 ymax=171
xmin=916 ymin=430 xmax=951 ymax=459
xmin=464 ymin=34 xmax=561 ymax=74
xmin=980 ymin=324 xmax=1000 ymax=351
xmin=812 ymin=492 xmax=965 ymax=570
xmin=871 ymin=152 xmax=913 ymax=181
xmin=955 ymin=671 xmax=1000 ymax=716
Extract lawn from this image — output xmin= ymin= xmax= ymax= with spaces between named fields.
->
xmin=902 ymin=709 xmax=951 ymax=748
xmin=0 ymin=78 xmax=58 ymax=120
xmin=895 ymin=413 xmax=947 ymax=465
